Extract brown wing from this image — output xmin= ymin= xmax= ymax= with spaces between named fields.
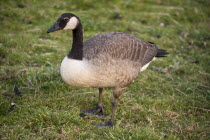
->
xmin=83 ymin=32 xmax=158 ymax=66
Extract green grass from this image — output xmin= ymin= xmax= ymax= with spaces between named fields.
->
xmin=0 ymin=0 xmax=209 ymax=139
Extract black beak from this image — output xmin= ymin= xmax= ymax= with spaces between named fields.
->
xmin=47 ymin=22 xmax=61 ymax=33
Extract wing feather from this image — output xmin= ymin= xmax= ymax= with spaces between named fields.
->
xmin=83 ymin=32 xmax=158 ymax=66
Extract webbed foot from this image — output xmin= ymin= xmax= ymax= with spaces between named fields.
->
xmin=82 ymin=105 xmax=105 ymax=116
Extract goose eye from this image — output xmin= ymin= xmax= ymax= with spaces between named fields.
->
xmin=64 ymin=18 xmax=69 ymax=22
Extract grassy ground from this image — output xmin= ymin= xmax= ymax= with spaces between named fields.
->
xmin=0 ymin=0 xmax=209 ymax=139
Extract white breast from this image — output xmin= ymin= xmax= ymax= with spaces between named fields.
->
xmin=60 ymin=57 xmax=95 ymax=87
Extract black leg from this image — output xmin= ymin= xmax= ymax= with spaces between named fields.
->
xmin=81 ymin=88 xmax=105 ymax=116
xmin=95 ymin=87 xmax=123 ymax=127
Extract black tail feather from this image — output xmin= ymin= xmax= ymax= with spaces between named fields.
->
xmin=156 ymin=49 xmax=169 ymax=57
xmin=148 ymin=42 xmax=169 ymax=57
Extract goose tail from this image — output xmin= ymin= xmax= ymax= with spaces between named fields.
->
xmin=148 ymin=42 xmax=169 ymax=57
xmin=156 ymin=48 xmax=169 ymax=57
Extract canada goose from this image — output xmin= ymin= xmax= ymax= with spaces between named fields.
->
xmin=47 ymin=13 xmax=168 ymax=127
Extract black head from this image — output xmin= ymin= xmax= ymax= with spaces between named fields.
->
xmin=47 ymin=13 xmax=80 ymax=33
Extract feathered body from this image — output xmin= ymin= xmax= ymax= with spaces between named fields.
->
xmin=61 ymin=32 xmax=159 ymax=88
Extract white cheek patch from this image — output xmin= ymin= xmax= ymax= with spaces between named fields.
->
xmin=63 ymin=17 xmax=78 ymax=30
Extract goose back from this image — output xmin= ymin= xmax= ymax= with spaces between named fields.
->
xmin=83 ymin=32 xmax=158 ymax=67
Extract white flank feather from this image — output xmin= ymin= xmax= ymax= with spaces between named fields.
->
xmin=141 ymin=57 xmax=156 ymax=71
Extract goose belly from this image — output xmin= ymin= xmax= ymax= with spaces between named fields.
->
xmin=60 ymin=57 xmax=141 ymax=88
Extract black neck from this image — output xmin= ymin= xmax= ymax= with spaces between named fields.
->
xmin=67 ymin=23 xmax=83 ymax=60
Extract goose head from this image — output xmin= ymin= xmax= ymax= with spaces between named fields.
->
xmin=47 ymin=13 xmax=80 ymax=33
